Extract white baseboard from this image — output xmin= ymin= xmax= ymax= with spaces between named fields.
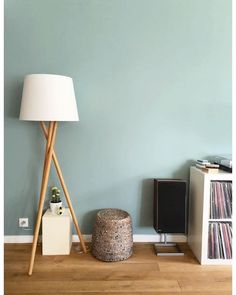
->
xmin=4 ymin=234 xmax=187 ymax=243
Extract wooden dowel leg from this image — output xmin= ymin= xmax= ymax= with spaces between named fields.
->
xmin=41 ymin=122 xmax=53 ymax=186
xmin=28 ymin=122 xmax=58 ymax=276
xmin=41 ymin=122 xmax=87 ymax=253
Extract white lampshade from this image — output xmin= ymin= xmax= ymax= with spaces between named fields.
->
xmin=19 ymin=74 xmax=79 ymax=121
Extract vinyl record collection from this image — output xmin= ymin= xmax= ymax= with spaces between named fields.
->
xmin=210 ymin=181 xmax=232 ymax=219
xmin=208 ymin=222 xmax=232 ymax=259
xmin=208 ymin=181 xmax=232 ymax=259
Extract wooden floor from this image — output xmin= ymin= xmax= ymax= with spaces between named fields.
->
xmin=4 ymin=243 xmax=232 ymax=294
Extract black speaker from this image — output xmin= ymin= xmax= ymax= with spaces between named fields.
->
xmin=154 ymin=179 xmax=188 ymax=234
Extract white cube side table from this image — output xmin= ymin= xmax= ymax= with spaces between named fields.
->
xmin=42 ymin=208 xmax=72 ymax=255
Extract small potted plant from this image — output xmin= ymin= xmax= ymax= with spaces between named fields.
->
xmin=50 ymin=186 xmax=62 ymax=214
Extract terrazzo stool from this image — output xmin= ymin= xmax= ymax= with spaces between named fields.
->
xmin=91 ymin=208 xmax=133 ymax=262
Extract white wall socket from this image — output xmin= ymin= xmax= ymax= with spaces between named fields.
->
xmin=19 ymin=218 xmax=29 ymax=228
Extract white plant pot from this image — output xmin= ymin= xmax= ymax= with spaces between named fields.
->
xmin=50 ymin=201 xmax=62 ymax=215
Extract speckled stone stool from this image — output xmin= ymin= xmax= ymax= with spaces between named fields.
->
xmin=91 ymin=208 xmax=133 ymax=262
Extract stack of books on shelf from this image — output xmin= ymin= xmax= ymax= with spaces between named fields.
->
xmin=210 ymin=182 xmax=232 ymax=219
xmin=208 ymin=222 xmax=232 ymax=259
xmin=208 ymin=181 xmax=232 ymax=260
xmin=195 ymin=160 xmax=219 ymax=173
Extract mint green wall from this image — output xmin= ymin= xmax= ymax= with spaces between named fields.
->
xmin=4 ymin=0 xmax=231 ymax=235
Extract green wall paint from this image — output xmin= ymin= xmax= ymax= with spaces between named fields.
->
xmin=4 ymin=0 xmax=231 ymax=235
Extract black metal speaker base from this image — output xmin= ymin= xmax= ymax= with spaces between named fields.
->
xmin=154 ymin=243 xmax=184 ymax=256
xmin=154 ymin=234 xmax=184 ymax=256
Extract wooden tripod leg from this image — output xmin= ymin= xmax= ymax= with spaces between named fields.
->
xmin=40 ymin=122 xmax=87 ymax=253
xmin=28 ymin=122 xmax=58 ymax=276
xmin=41 ymin=122 xmax=53 ymax=185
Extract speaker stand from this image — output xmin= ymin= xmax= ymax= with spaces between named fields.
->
xmin=154 ymin=233 xmax=184 ymax=256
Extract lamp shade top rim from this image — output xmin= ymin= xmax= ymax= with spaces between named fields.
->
xmin=25 ymin=73 xmax=73 ymax=80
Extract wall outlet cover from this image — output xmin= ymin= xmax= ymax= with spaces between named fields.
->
xmin=19 ymin=218 xmax=29 ymax=228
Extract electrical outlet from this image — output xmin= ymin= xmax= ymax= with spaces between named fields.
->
xmin=19 ymin=218 xmax=29 ymax=228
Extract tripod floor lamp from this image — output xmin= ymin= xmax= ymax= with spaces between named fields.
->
xmin=19 ymin=74 xmax=87 ymax=276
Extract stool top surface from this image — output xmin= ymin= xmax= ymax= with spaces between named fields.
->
xmin=97 ymin=209 xmax=130 ymax=221
xmin=43 ymin=208 xmax=71 ymax=218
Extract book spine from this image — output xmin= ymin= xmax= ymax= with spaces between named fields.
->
xmin=222 ymin=223 xmax=230 ymax=259
xmin=209 ymin=183 xmax=214 ymax=218
xmin=218 ymin=182 xmax=224 ymax=218
xmin=208 ymin=224 xmax=212 ymax=259
xmin=219 ymin=223 xmax=226 ymax=259
xmin=223 ymin=183 xmax=231 ymax=218
xmin=214 ymin=223 xmax=220 ymax=259
xmin=226 ymin=183 xmax=232 ymax=217
xmin=214 ymin=183 xmax=219 ymax=219
xmin=196 ymin=163 xmax=206 ymax=169
xmin=226 ymin=223 xmax=232 ymax=259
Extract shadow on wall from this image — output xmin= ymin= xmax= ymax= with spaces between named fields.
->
xmin=139 ymin=178 xmax=154 ymax=228
xmin=5 ymin=77 xmax=23 ymax=119
xmin=171 ymin=159 xmax=195 ymax=180
xmin=80 ymin=209 xmax=101 ymax=234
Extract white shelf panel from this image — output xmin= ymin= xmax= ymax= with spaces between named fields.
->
xmin=203 ymin=259 xmax=232 ymax=265
xmin=192 ymin=167 xmax=232 ymax=181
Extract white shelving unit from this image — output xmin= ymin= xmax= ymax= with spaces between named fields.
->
xmin=188 ymin=166 xmax=232 ymax=265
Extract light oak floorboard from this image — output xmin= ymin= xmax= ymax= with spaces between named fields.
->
xmin=4 ymin=243 xmax=232 ymax=294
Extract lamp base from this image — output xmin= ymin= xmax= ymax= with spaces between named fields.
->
xmin=28 ymin=121 xmax=87 ymax=276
